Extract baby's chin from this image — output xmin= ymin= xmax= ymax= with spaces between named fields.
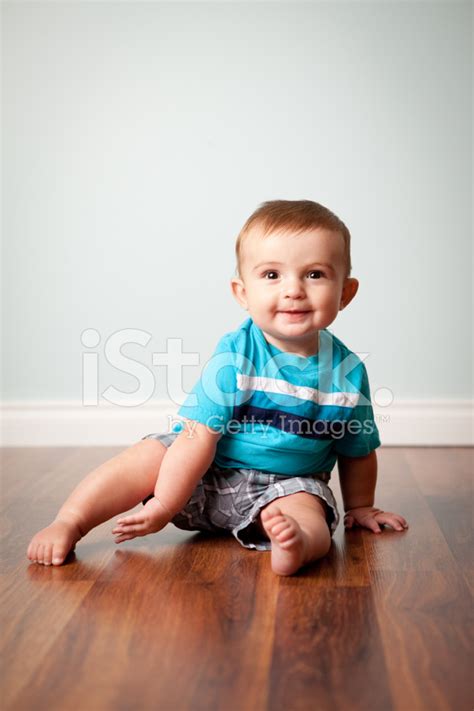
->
xmin=259 ymin=326 xmax=321 ymax=353
xmin=269 ymin=317 xmax=321 ymax=333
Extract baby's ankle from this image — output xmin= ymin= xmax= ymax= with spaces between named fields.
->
xmin=301 ymin=526 xmax=331 ymax=564
xmin=54 ymin=510 xmax=86 ymax=539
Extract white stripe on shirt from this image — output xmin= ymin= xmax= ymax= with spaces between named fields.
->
xmin=236 ymin=374 xmax=360 ymax=409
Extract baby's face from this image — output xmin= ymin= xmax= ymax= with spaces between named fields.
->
xmin=231 ymin=227 xmax=358 ymax=357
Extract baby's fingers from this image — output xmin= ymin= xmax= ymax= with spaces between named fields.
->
xmin=116 ymin=513 xmax=143 ymax=526
xmin=364 ymin=517 xmax=383 ymax=534
xmin=393 ymin=514 xmax=409 ymax=529
xmin=113 ymin=521 xmax=149 ymax=543
xmin=112 ymin=518 xmax=146 ymax=535
xmin=114 ymin=532 xmax=137 ymax=544
xmin=376 ymin=512 xmax=409 ymax=532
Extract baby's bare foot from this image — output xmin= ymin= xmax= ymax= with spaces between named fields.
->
xmin=27 ymin=518 xmax=83 ymax=566
xmin=260 ymin=505 xmax=308 ymax=576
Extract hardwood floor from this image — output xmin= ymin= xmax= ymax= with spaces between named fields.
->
xmin=1 ymin=447 xmax=472 ymax=711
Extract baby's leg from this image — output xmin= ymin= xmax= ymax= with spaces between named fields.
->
xmin=259 ymin=491 xmax=332 ymax=576
xmin=27 ymin=438 xmax=167 ymax=566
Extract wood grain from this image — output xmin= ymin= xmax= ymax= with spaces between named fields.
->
xmin=1 ymin=447 xmax=472 ymax=710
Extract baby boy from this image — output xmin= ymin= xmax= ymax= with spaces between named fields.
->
xmin=27 ymin=199 xmax=408 ymax=576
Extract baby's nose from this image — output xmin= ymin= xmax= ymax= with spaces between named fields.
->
xmin=283 ymin=279 xmax=305 ymax=298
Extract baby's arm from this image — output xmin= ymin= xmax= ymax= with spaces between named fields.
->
xmin=112 ymin=420 xmax=220 ymax=543
xmin=338 ymin=451 xmax=408 ymax=533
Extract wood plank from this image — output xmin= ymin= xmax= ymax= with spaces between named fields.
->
xmin=361 ymin=448 xmax=458 ymax=572
xmin=370 ymin=570 xmax=472 ymax=711
xmin=0 ymin=573 xmax=94 ymax=708
xmin=406 ymin=448 xmax=473 ymax=592
xmin=366 ymin=448 xmax=473 ymax=711
xmin=268 ymin=581 xmax=392 ymax=711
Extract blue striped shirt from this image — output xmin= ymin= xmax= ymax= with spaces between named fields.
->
xmin=177 ymin=317 xmax=381 ymax=476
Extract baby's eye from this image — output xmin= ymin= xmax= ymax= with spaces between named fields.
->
xmin=263 ymin=270 xmax=279 ymax=280
xmin=308 ymin=270 xmax=324 ymax=279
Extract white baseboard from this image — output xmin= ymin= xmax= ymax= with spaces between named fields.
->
xmin=1 ymin=400 xmax=473 ymax=447
xmin=1 ymin=401 xmax=177 ymax=447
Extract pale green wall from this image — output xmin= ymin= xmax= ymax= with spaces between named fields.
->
xmin=2 ymin=1 xmax=472 ymax=403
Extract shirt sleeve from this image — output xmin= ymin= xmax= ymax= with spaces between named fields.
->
xmin=332 ymin=362 xmax=381 ymax=457
xmin=176 ymin=334 xmax=253 ymax=433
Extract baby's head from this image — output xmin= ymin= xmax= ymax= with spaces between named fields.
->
xmin=231 ymin=199 xmax=359 ymax=356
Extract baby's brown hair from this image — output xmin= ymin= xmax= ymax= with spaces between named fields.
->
xmin=235 ymin=199 xmax=352 ymax=279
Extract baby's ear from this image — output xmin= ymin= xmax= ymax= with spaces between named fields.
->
xmin=230 ymin=277 xmax=248 ymax=310
xmin=339 ymin=278 xmax=359 ymax=310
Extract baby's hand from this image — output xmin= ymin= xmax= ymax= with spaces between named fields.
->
xmin=344 ymin=506 xmax=408 ymax=534
xmin=112 ymin=497 xmax=171 ymax=544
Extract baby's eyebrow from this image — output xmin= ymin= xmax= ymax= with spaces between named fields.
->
xmin=252 ymin=261 xmax=283 ymax=271
xmin=252 ymin=261 xmax=335 ymax=273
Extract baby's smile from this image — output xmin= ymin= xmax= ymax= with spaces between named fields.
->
xmin=277 ymin=309 xmax=312 ymax=318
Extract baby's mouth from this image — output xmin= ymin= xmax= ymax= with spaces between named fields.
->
xmin=279 ymin=309 xmax=311 ymax=314
xmin=278 ymin=310 xmax=311 ymax=318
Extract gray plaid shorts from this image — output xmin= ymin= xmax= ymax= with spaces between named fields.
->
xmin=141 ymin=431 xmax=340 ymax=551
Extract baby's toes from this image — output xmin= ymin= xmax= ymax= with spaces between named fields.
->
xmin=27 ymin=534 xmax=41 ymax=562
xmin=35 ymin=543 xmax=45 ymax=564
xmin=27 ymin=540 xmax=36 ymax=562
xmin=271 ymin=519 xmax=292 ymax=537
xmin=42 ymin=543 xmax=53 ymax=566
xmin=51 ymin=544 xmax=69 ymax=565
xmin=261 ymin=504 xmax=282 ymax=525
xmin=276 ymin=524 xmax=298 ymax=545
